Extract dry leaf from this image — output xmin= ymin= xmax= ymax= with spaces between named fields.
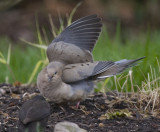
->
xmin=11 ymin=93 xmax=20 ymax=99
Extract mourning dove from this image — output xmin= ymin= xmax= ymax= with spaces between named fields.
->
xmin=18 ymin=95 xmax=50 ymax=132
xmin=37 ymin=14 xmax=144 ymax=104
xmin=37 ymin=57 xmax=144 ymax=103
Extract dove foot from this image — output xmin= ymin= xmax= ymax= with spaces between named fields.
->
xmin=76 ymin=101 xmax=81 ymax=109
xmin=69 ymin=101 xmax=81 ymax=110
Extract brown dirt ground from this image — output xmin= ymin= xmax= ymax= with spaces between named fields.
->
xmin=0 ymin=83 xmax=160 ymax=132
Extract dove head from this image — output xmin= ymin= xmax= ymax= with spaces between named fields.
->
xmin=46 ymin=62 xmax=63 ymax=84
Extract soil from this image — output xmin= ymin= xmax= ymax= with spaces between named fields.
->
xmin=0 ymin=83 xmax=160 ymax=132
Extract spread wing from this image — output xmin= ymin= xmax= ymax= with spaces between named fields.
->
xmin=47 ymin=14 xmax=102 ymax=63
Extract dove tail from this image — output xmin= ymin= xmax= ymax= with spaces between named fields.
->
xmin=91 ymin=57 xmax=145 ymax=80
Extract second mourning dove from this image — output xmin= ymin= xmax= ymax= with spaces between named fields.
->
xmin=37 ymin=14 xmax=145 ymax=104
xmin=18 ymin=95 xmax=50 ymax=132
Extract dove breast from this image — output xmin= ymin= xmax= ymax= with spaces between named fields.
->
xmin=47 ymin=41 xmax=93 ymax=64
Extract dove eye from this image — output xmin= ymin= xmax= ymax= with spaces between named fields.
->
xmin=54 ymin=71 xmax=57 ymax=75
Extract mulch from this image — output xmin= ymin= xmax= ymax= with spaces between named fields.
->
xmin=0 ymin=83 xmax=160 ymax=132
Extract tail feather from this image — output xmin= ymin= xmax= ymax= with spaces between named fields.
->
xmin=92 ymin=57 xmax=145 ymax=80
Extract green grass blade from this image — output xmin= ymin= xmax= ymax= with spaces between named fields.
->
xmin=0 ymin=58 xmax=6 ymax=64
xmin=144 ymin=26 xmax=150 ymax=70
xmin=57 ymin=13 xmax=64 ymax=34
xmin=21 ymin=39 xmax=47 ymax=50
xmin=67 ymin=2 xmax=82 ymax=26
xmin=114 ymin=20 xmax=121 ymax=45
xmin=35 ymin=15 xmax=46 ymax=59
xmin=42 ymin=27 xmax=49 ymax=45
xmin=36 ymin=15 xmax=43 ymax=45
xmin=27 ymin=60 xmax=44 ymax=84
xmin=0 ymin=51 xmax=7 ymax=64
xmin=7 ymin=44 xmax=11 ymax=65
xmin=0 ymin=51 xmax=5 ymax=59
xmin=102 ymin=78 xmax=110 ymax=94
xmin=49 ymin=14 xmax=57 ymax=38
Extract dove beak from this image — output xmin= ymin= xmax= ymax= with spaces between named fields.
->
xmin=48 ymin=76 xmax=53 ymax=81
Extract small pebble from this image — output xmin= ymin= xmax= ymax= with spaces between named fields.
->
xmin=54 ymin=121 xmax=87 ymax=132
xmin=0 ymin=88 xmax=6 ymax=96
xmin=99 ymin=123 xmax=105 ymax=127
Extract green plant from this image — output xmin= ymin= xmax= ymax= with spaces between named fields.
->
xmin=102 ymin=58 xmax=160 ymax=117
xmin=99 ymin=109 xmax=133 ymax=120
xmin=0 ymin=44 xmax=16 ymax=83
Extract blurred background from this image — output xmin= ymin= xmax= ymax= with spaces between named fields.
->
xmin=0 ymin=0 xmax=160 ymax=41
xmin=0 ymin=0 xmax=160 ymax=90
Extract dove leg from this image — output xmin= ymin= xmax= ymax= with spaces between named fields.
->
xmin=69 ymin=101 xmax=81 ymax=109
xmin=76 ymin=101 xmax=81 ymax=109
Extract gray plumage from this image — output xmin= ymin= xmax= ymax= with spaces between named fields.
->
xmin=18 ymin=95 xmax=50 ymax=132
xmin=37 ymin=15 xmax=145 ymax=103
xmin=52 ymin=14 xmax=102 ymax=52
xmin=62 ymin=57 xmax=144 ymax=82
xmin=47 ymin=14 xmax=102 ymax=64
xmin=37 ymin=66 xmax=94 ymax=103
